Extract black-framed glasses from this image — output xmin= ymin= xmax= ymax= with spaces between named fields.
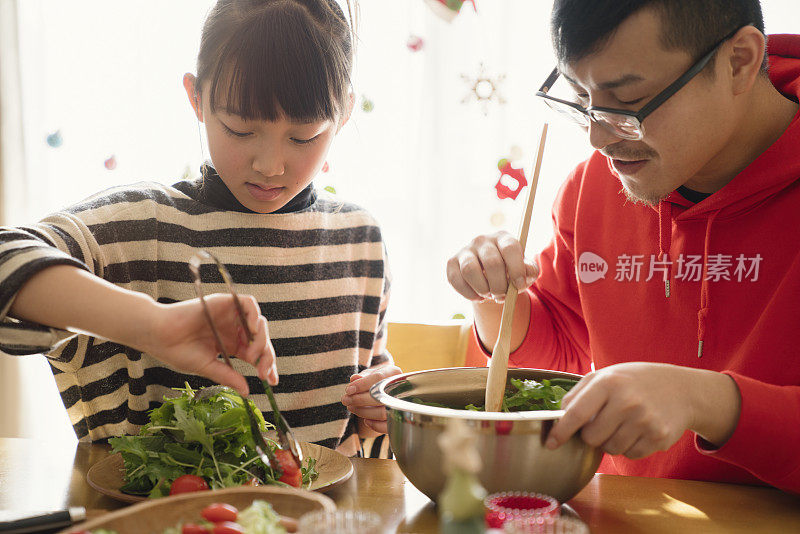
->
xmin=536 ymin=25 xmax=749 ymax=141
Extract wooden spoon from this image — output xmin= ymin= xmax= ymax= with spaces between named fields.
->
xmin=484 ymin=123 xmax=549 ymax=412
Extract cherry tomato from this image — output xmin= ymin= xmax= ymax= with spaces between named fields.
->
xmin=201 ymin=503 xmax=239 ymax=523
xmin=212 ymin=521 xmax=244 ymax=534
xmin=169 ymin=474 xmax=210 ymax=495
xmin=181 ymin=524 xmax=211 ymax=534
xmin=245 ymin=477 xmax=261 ymax=486
xmin=274 ymin=449 xmax=302 ymax=487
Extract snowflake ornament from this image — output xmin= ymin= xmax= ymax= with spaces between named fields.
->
xmin=461 ymin=63 xmax=506 ymax=115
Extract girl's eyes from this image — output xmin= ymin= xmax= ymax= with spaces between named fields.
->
xmin=290 ymin=134 xmax=321 ymax=145
xmin=222 ymin=124 xmax=252 ymax=138
xmin=220 ymin=123 xmax=320 ymax=145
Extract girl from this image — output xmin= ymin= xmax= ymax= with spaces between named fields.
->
xmin=0 ymin=0 xmax=399 ymax=456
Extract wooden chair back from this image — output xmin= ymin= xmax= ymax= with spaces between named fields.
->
xmin=386 ymin=321 xmax=474 ymax=372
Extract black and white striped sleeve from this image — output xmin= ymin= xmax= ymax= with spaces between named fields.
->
xmin=0 ymin=211 xmax=102 ymax=354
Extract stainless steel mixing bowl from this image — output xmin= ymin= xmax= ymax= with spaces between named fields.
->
xmin=370 ymin=367 xmax=603 ymax=503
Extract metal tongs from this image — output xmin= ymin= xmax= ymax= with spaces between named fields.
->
xmin=188 ymin=250 xmax=304 ymax=471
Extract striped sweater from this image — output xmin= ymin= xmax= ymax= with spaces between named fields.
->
xmin=0 ymin=171 xmax=391 ymax=456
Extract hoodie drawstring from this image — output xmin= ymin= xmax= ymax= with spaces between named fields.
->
xmin=697 ymin=210 xmax=721 ymax=358
xmin=658 ymin=202 xmax=673 ymax=297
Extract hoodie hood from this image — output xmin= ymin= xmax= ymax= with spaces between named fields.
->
xmin=663 ymin=34 xmax=800 ymax=220
xmin=646 ymin=35 xmax=800 ymax=356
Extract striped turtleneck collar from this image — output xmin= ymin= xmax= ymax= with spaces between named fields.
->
xmin=192 ymin=165 xmax=317 ymax=214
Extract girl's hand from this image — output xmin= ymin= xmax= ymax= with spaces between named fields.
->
xmin=341 ymin=365 xmax=403 ymax=434
xmin=143 ymin=293 xmax=278 ymax=396
xmin=446 ymin=231 xmax=539 ymax=303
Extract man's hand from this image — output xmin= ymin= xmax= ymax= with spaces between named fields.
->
xmin=545 ymin=362 xmax=741 ymax=459
xmin=341 ymin=365 xmax=403 ymax=434
xmin=446 ymin=231 xmax=539 ymax=303
xmin=446 ymin=231 xmax=539 ymax=352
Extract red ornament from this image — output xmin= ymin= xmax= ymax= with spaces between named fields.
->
xmin=104 ymin=155 xmax=117 ymax=170
xmin=322 ymin=161 xmax=329 ymax=173
xmin=495 ymin=161 xmax=527 ymax=200
xmin=436 ymin=0 xmax=476 ymax=12
xmin=424 ymin=0 xmax=476 ymax=22
xmin=407 ymin=35 xmax=424 ymax=52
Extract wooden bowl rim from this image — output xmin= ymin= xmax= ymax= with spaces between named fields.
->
xmin=59 ymin=485 xmax=336 ymax=533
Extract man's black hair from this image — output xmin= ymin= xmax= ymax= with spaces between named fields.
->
xmin=551 ymin=0 xmax=767 ymax=71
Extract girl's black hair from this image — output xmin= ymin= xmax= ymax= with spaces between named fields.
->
xmin=196 ymin=0 xmax=356 ymax=122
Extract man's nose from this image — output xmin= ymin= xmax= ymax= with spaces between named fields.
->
xmin=588 ymin=120 xmax=624 ymax=151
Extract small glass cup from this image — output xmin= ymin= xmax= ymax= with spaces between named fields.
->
xmin=503 ymin=515 xmax=590 ymax=534
xmin=484 ymin=492 xmax=560 ymax=529
xmin=297 ymin=509 xmax=383 ymax=534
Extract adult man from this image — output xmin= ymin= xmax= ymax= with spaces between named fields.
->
xmin=448 ymin=0 xmax=800 ymax=492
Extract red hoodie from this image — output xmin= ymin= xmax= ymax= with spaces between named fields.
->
xmin=467 ymin=35 xmax=800 ymax=493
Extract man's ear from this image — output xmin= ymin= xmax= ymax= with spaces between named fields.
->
xmin=337 ymin=92 xmax=355 ymax=132
xmin=183 ymin=73 xmax=204 ymax=122
xmin=728 ymin=26 xmax=766 ymax=96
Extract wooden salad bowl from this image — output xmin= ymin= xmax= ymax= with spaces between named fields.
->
xmin=59 ymin=485 xmax=335 ymax=533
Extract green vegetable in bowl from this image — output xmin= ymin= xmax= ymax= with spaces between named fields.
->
xmin=410 ymin=378 xmax=579 ymax=412
xmin=467 ymin=378 xmax=578 ymax=412
xmin=108 ymin=384 xmax=318 ymax=499
xmin=236 ymin=500 xmax=287 ymax=534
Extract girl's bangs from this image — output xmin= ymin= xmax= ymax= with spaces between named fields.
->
xmin=208 ymin=4 xmax=350 ymax=123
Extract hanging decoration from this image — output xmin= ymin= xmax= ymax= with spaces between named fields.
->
xmin=424 ymin=0 xmax=476 ymax=22
xmin=407 ymin=35 xmax=425 ymax=52
xmin=489 ymin=211 xmax=506 ymax=227
xmin=461 ymin=63 xmax=506 ymax=115
xmin=324 ymin=185 xmax=337 ymax=194
xmin=181 ymin=165 xmax=194 ymax=181
xmin=104 ymin=155 xmax=117 ymax=170
xmin=495 ymin=160 xmax=527 ymax=200
xmin=360 ymin=95 xmax=375 ymax=113
xmin=46 ymin=130 xmax=63 ymax=148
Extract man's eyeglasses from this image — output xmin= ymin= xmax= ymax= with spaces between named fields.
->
xmin=536 ymin=25 xmax=750 ymax=141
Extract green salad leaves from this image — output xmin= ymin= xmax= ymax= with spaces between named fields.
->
xmin=466 ymin=378 xmax=577 ymax=412
xmin=409 ymin=377 xmax=578 ymax=412
xmin=109 ymin=384 xmax=318 ymax=498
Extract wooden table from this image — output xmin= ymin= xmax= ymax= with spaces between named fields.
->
xmin=1 ymin=437 xmax=799 ymax=533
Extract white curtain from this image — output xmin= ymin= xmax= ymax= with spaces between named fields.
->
xmin=1 ymin=0 xmax=798 ymax=439
xmin=0 ymin=0 xmax=24 ymax=438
